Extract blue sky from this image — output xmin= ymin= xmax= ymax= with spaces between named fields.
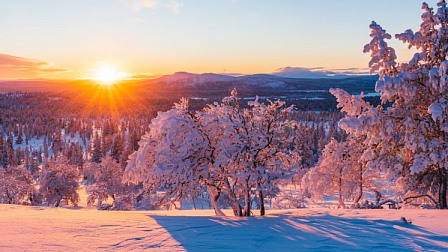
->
xmin=0 ymin=0 xmax=429 ymax=79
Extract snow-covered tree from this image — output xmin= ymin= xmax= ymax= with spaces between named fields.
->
xmin=15 ymin=127 xmax=23 ymax=145
xmin=303 ymin=137 xmax=381 ymax=208
xmin=0 ymin=165 xmax=35 ymax=205
xmin=331 ymin=2 xmax=448 ymax=208
xmin=124 ymin=91 xmax=302 ymax=216
xmin=111 ymin=134 xmax=123 ymax=163
xmin=39 ymin=157 xmax=79 ymax=207
xmin=91 ymin=132 xmax=102 ymax=163
xmin=201 ymin=90 xmax=301 ymax=216
xmin=86 ymin=156 xmax=132 ymax=209
xmin=124 ymin=98 xmax=215 ymax=213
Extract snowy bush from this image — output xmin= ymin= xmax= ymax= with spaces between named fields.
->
xmin=303 ymin=137 xmax=382 ymax=208
xmin=39 ymin=157 xmax=79 ymax=207
xmin=111 ymin=194 xmax=134 ymax=211
xmin=85 ymin=157 xmax=134 ymax=210
xmin=0 ymin=165 xmax=35 ymax=205
xmin=271 ymin=191 xmax=306 ymax=210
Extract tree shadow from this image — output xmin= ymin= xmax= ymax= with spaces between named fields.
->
xmin=110 ymin=211 xmax=448 ymax=251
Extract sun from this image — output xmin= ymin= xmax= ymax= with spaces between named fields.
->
xmin=94 ymin=67 xmax=119 ymax=83
xmin=90 ymin=66 xmax=132 ymax=85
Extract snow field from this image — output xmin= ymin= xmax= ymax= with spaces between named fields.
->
xmin=1 ymin=204 xmax=447 ymax=251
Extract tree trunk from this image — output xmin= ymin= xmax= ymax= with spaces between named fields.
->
xmin=338 ymin=193 xmax=346 ymax=209
xmin=439 ymin=166 xmax=447 ymax=209
xmin=6 ymin=190 xmax=12 ymax=204
xmin=55 ymin=198 xmax=61 ymax=207
xmin=207 ymin=186 xmax=225 ymax=216
xmin=192 ymin=197 xmax=197 ymax=210
xmin=353 ymin=165 xmax=363 ymax=204
xmin=223 ymin=178 xmax=242 ymax=216
xmin=404 ymin=194 xmax=438 ymax=207
xmin=338 ymin=168 xmax=346 ymax=209
xmin=259 ymin=189 xmax=265 ymax=216
xmin=243 ymin=179 xmax=251 ymax=216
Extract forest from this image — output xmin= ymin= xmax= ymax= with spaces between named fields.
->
xmin=0 ymin=87 xmax=347 ymax=213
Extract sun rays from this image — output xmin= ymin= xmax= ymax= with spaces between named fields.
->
xmin=92 ymin=67 xmax=131 ymax=85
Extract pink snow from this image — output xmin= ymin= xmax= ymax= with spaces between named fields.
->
xmin=1 ymin=204 xmax=447 ymax=251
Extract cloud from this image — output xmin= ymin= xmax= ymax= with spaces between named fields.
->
xmin=272 ymin=67 xmax=370 ymax=78
xmin=20 ymin=27 xmax=39 ymax=31
xmin=120 ymin=0 xmax=183 ymax=14
xmin=119 ymin=0 xmax=157 ymax=11
xmin=82 ymin=71 xmax=157 ymax=81
xmin=166 ymin=1 xmax=183 ymax=14
xmin=114 ymin=72 xmax=158 ymax=80
xmin=327 ymin=68 xmax=370 ymax=75
xmin=0 ymin=53 xmax=71 ymax=79
xmin=219 ymin=73 xmax=244 ymax=77
xmin=128 ymin=73 xmax=159 ymax=79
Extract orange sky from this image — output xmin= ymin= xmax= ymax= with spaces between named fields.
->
xmin=0 ymin=0 xmax=425 ymax=80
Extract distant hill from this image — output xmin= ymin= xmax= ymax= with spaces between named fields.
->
xmin=0 ymin=73 xmax=380 ymax=111
xmin=145 ymin=72 xmax=378 ymax=91
xmin=138 ymin=72 xmax=379 ymax=111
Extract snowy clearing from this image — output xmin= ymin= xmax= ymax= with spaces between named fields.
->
xmin=1 ymin=205 xmax=447 ymax=251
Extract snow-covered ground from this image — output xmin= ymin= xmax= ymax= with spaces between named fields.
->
xmin=1 ymin=204 xmax=447 ymax=251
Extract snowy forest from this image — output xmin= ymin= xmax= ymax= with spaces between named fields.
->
xmin=2 ymin=1 xmax=448 ymax=219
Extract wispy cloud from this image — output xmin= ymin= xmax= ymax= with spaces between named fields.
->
xmin=120 ymin=0 xmax=183 ymax=14
xmin=272 ymin=67 xmax=370 ymax=78
xmin=0 ymin=53 xmax=71 ymax=79
xmin=20 ymin=26 xmax=39 ymax=31
xmin=119 ymin=0 xmax=157 ymax=11
xmin=82 ymin=70 xmax=157 ymax=81
xmin=129 ymin=73 xmax=158 ymax=79
xmin=326 ymin=68 xmax=370 ymax=75
xmin=129 ymin=17 xmax=144 ymax=23
xmin=166 ymin=1 xmax=183 ymax=14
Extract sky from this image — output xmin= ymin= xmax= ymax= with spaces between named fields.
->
xmin=0 ymin=0 xmax=430 ymax=80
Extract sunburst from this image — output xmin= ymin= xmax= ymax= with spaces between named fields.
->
xmin=93 ymin=67 xmax=130 ymax=84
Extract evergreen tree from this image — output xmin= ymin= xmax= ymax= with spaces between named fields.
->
xmin=331 ymin=3 xmax=448 ymax=208
xmin=43 ymin=136 xmax=49 ymax=159
xmin=91 ymin=132 xmax=102 ymax=163
xmin=111 ymin=134 xmax=123 ymax=163
xmin=15 ymin=127 xmax=23 ymax=145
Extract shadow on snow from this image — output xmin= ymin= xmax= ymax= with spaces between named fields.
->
xmin=110 ymin=211 xmax=448 ymax=251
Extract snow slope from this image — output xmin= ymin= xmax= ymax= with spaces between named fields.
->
xmin=1 ymin=204 xmax=447 ymax=251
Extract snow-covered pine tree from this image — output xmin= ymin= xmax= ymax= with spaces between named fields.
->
xmin=15 ymin=126 xmax=23 ymax=145
xmin=91 ymin=131 xmax=102 ymax=163
xmin=331 ymin=1 xmax=448 ymax=208
xmin=52 ymin=131 xmax=63 ymax=156
xmin=43 ymin=136 xmax=49 ymax=159
xmin=111 ymin=134 xmax=123 ymax=163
